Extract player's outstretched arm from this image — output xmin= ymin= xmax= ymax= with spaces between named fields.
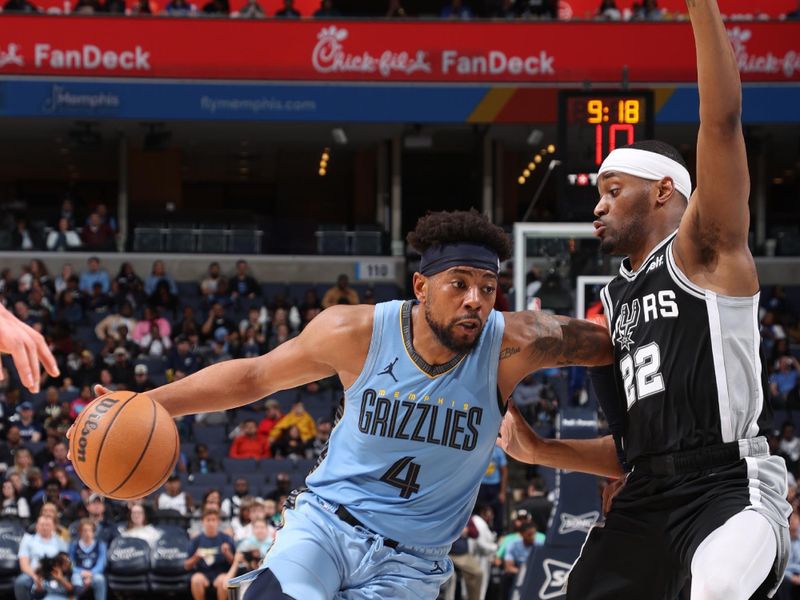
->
xmin=497 ymin=400 xmax=623 ymax=478
xmin=146 ymin=305 xmax=372 ymax=417
xmin=499 ymin=310 xmax=613 ymax=396
xmin=674 ymin=0 xmax=756 ymax=294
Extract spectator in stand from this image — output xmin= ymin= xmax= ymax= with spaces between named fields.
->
xmin=105 ymin=0 xmax=127 ymax=13
xmin=68 ymin=386 xmax=92 ymax=420
xmin=3 ymin=0 xmax=39 ymax=12
xmin=780 ymin=422 xmax=800 ymax=475
xmin=138 ymin=322 xmax=172 ymax=357
xmin=200 ymin=262 xmax=224 ymax=297
xmin=13 ymin=405 xmax=44 ymax=444
xmin=0 ymin=425 xmax=27 ymax=470
xmin=168 ymin=336 xmax=202 ymax=378
xmin=109 ymin=347 xmax=133 ymax=388
xmin=490 ymin=0 xmax=517 ymax=17
xmin=115 ymin=262 xmax=145 ymax=299
xmin=385 ymin=0 xmax=405 ymax=16
xmin=94 ymin=301 xmax=136 ymax=343
xmin=443 ymin=522 xmax=481 ymax=600
xmin=272 ymin=425 xmax=311 ymax=460
xmin=42 ymin=441 xmax=74 ymax=481
xmin=221 ymin=516 xmax=274 ymax=588
xmin=132 ymin=306 xmax=172 ymax=343
xmin=202 ymin=0 xmax=229 ymax=14
xmin=12 ymin=217 xmax=41 ymax=251
xmin=513 ymin=477 xmax=553 ymax=533
xmin=266 ymin=322 xmax=294 ymax=352
xmin=39 ymin=502 xmax=70 ymax=541
xmin=771 ymin=356 xmax=800 ymax=409
xmin=82 ymin=494 xmax=116 ymax=545
xmin=130 ymin=364 xmax=155 ymax=392
xmin=239 ymin=305 xmax=268 ymax=339
xmin=175 ymin=306 xmax=201 ymax=339
xmin=229 ymin=496 xmax=254 ymax=541
xmin=310 ymin=419 xmax=332 ymax=459
xmin=230 ymin=260 xmax=259 ymax=300
xmin=165 ymin=0 xmax=197 ymax=14
xmin=31 ymin=477 xmax=74 ymax=517
xmin=504 ymin=521 xmax=541 ymax=577
xmin=150 ymin=280 xmax=180 ymax=318
xmin=93 ymin=203 xmax=117 ymax=232
xmin=74 ymin=0 xmax=102 ymax=12
xmin=130 ymin=0 xmax=155 ymax=13
xmin=274 ymin=0 xmax=299 ymax=16
xmin=58 ymin=199 xmax=76 ymax=230
xmin=230 ymin=419 xmax=271 ymax=459
xmin=50 ymin=467 xmax=81 ymax=504
xmin=70 ymin=351 xmax=99 ymax=390
xmin=79 ymin=257 xmax=110 ymax=295
xmin=521 ymin=0 xmax=556 ymax=18
xmin=256 ymin=399 xmax=283 ymax=440
xmin=264 ymin=472 xmax=292 ymax=503
xmin=144 ymin=260 xmax=178 ymax=298
xmin=121 ymin=502 xmax=161 ymax=549
xmin=68 ymin=519 xmax=107 ymax=600
xmin=238 ymin=0 xmax=265 ymax=17
xmin=202 ymin=302 xmax=235 ymax=343
xmin=47 ymin=218 xmax=82 ymax=252
xmin=269 ymin=400 xmax=316 ymax=444
xmin=15 ymin=514 xmax=68 ymax=600
xmin=470 ymin=504 xmax=497 ymax=600
xmin=478 ymin=444 xmax=507 ymax=534
xmin=441 ymin=0 xmax=471 ymax=18
xmin=321 ymin=274 xmax=359 ymax=308
xmin=53 ymin=264 xmax=73 ymax=296
xmin=313 ymin=0 xmax=340 ymax=16
xmin=156 ymin=474 xmax=194 ymax=516
xmin=221 ymin=478 xmax=252 ymax=520
xmin=632 ymin=0 xmax=663 ymax=19
xmin=596 ymin=0 xmax=622 ymax=19
xmin=184 ymin=509 xmax=235 ymax=600
xmin=1 ymin=478 xmax=30 ymax=520
xmin=188 ymin=443 xmax=220 ymax=474
xmin=779 ymin=509 xmax=800 ymax=599
xmin=36 ymin=388 xmax=62 ymax=428
xmin=81 ymin=212 xmax=114 ymax=251
xmin=85 ymin=282 xmax=113 ymax=316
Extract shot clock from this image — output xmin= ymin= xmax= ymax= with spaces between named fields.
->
xmin=557 ymin=91 xmax=654 ymax=219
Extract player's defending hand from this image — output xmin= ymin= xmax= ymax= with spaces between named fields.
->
xmin=0 ymin=303 xmax=59 ymax=393
xmin=496 ymin=399 xmax=543 ymax=463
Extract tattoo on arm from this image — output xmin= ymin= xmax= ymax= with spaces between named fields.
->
xmin=528 ymin=315 xmax=611 ymax=367
xmin=499 ymin=347 xmax=520 ymax=360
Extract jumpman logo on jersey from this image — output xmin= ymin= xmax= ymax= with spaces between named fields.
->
xmin=429 ymin=561 xmax=445 ymax=575
xmin=614 ymin=299 xmax=641 ymax=352
xmin=378 ymin=357 xmax=399 ymax=382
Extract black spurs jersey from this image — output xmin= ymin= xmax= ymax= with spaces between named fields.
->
xmin=600 ymin=231 xmax=771 ymax=464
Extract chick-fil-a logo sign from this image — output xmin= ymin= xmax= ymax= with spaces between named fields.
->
xmin=311 ymin=25 xmax=431 ymax=78
xmin=728 ymin=26 xmax=800 ymax=79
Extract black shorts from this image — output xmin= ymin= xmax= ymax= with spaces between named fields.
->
xmin=566 ymin=459 xmax=779 ymax=600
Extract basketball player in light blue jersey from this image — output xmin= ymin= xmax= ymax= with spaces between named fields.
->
xmin=83 ymin=210 xmax=613 ymax=599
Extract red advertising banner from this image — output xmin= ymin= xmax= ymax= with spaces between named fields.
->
xmin=20 ymin=0 xmax=797 ymax=18
xmin=558 ymin=0 xmax=796 ymax=20
xmin=0 ymin=17 xmax=797 ymax=83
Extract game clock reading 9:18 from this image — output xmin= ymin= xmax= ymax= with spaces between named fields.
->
xmin=587 ymin=98 xmax=641 ymax=165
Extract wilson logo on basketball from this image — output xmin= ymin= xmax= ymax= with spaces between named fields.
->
xmin=76 ymin=396 xmax=120 ymax=463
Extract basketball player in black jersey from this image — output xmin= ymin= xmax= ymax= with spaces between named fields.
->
xmin=498 ymin=1 xmax=791 ymax=599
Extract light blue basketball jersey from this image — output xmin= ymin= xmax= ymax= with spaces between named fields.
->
xmin=306 ymin=299 xmax=506 ymax=548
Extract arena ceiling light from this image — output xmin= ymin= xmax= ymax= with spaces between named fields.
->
xmin=331 ymin=128 xmax=348 ymax=145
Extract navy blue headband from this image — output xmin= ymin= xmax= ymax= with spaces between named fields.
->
xmin=419 ymin=243 xmax=500 ymax=277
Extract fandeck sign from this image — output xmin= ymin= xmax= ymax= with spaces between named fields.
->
xmin=0 ymin=18 xmax=798 ymax=83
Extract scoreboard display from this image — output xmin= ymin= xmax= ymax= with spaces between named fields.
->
xmin=557 ymin=91 xmax=655 ymax=219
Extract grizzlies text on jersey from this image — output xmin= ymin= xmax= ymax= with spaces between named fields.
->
xmin=306 ymin=300 xmax=505 ymax=548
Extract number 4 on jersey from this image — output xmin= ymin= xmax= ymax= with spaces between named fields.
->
xmin=380 ymin=457 xmax=422 ymax=499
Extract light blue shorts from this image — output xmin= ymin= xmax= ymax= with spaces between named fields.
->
xmin=231 ymin=491 xmax=453 ymax=600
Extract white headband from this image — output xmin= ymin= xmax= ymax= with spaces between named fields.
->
xmin=598 ymin=148 xmax=692 ymax=200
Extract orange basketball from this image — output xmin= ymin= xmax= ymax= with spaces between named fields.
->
xmin=69 ymin=391 xmax=179 ymax=501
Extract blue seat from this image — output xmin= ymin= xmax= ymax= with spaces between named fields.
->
xmin=232 ymin=409 xmax=262 ymax=426
xmin=292 ymin=458 xmax=317 ymax=477
xmin=192 ymin=424 xmax=227 ymax=445
xmin=260 ymin=283 xmax=288 ymax=302
xmin=269 ymin=388 xmax=299 ymax=413
xmin=135 ymin=356 xmax=167 ymax=375
xmin=260 ymin=459 xmax=293 ymax=480
xmin=190 ymin=472 xmax=227 ymax=489
xmin=176 ymin=281 xmax=200 ymax=297
xmin=222 ymin=458 xmax=258 ymax=474
xmin=107 ymin=537 xmax=150 ymax=594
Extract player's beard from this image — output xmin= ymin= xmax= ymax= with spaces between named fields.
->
xmin=600 ymin=192 xmax=650 ymax=256
xmin=424 ymin=303 xmax=484 ymax=354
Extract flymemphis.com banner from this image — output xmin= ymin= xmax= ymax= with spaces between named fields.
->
xmin=0 ymin=17 xmax=798 ymax=83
